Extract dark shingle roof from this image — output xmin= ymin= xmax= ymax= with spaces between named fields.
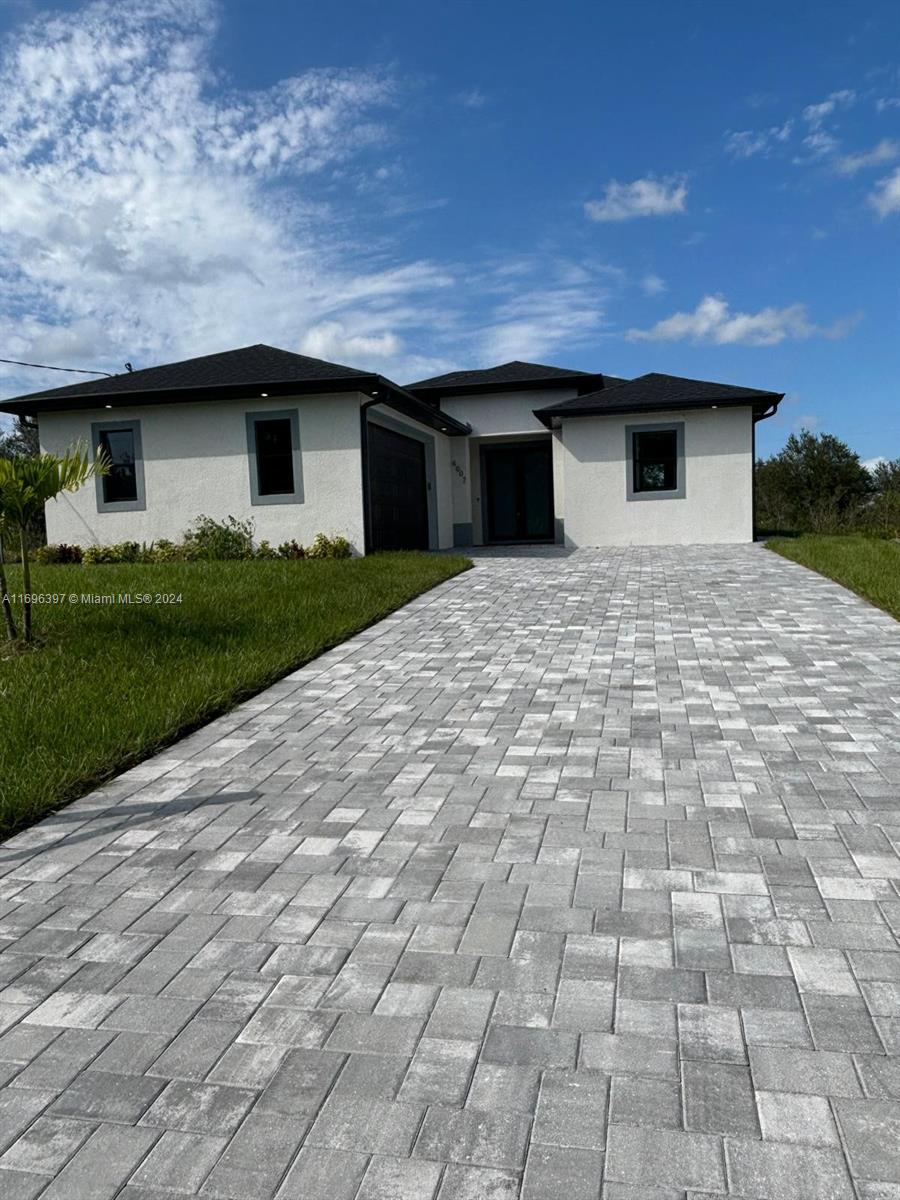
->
xmin=0 ymin=341 xmax=472 ymax=435
xmin=407 ymin=360 xmax=609 ymax=397
xmin=0 ymin=344 xmax=370 ymax=411
xmin=534 ymin=372 xmax=783 ymax=425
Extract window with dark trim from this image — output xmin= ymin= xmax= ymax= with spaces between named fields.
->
xmin=99 ymin=427 xmax=138 ymax=503
xmin=632 ymin=428 xmax=678 ymax=493
xmin=625 ymin=421 xmax=685 ymax=502
xmin=91 ymin=419 xmax=146 ymax=512
xmin=245 ymin=409 xmax=303 ymax=505
xmin=254 ymin=418 xmax=294 ymax=495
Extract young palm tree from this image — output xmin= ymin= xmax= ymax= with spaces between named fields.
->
xmin=0 ymin=443 xmax=108 ymax=642
xmin=0 ymin=517 xmax=17 ymax=641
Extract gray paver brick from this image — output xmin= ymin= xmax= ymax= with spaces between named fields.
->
xmin=522 ymin=1144 xmax=603 ymax=1199
xmin=50 ymin=1069 xmax=165 ymax=1123
xmin=726 ymin=1137 xmax=855 ymax=1199
xmin=0 ymin=1115 xmax=93 ymax=1176
xmin=756 ymin=1090 xmax=840 ymax=1145
xmin=835 ymin=1099 xmax=900 ymax=1184
xmin=357 ymin=1154 xmax=444 ymax=1200
xmin=39 ymin=1124 xmax=158 ymax=1200
xmin=605 ymin=1125 xmax=725 ymax=1191
xmin=130 ymin=1130 xmax=227 ymax=1192
xmin=416 ymin=1104 xmax=532 ymax=1169
xmin=2 ymin=545 xmax=900 ymax=1198
xmin=682 ymin=1061 xmax=759 ymax=1136
xmin=274 ymin=1147 xmax=368 ymax=1200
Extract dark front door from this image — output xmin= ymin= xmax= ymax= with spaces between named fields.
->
xmin=368 ymin=423 xmax=429 ymax=552
xmin=482 ymin=441 xmax=553 ymax=543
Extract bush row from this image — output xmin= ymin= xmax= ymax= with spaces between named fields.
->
xmin=34 ymin=516 xmax=352 ymax=565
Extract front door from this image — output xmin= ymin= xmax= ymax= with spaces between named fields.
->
xmin=482 ymin=441 xmax=553 ymax=543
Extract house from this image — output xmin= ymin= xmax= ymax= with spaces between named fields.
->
xmin=0 ymin=343 xmax=783 ymax=551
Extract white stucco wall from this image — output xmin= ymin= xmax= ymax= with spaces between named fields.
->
xmin=440 ymin=387 xmax=577 ymax=437
xmin=39 ymin=392 xmax=367 ymax=551
xmin=561 ymin=405 xmax=754 ymax=546
xmin=367 ymin=405 xmax=455 ymax=549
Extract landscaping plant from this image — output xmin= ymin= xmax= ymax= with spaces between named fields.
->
xmin=0 ymin=443 xmax=107 ymax=641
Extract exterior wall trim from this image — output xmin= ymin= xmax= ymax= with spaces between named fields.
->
xmin=625 ymin=420 xmax=686 ymax=502
xmin=245 ymin=408 xmax=304 ymax=506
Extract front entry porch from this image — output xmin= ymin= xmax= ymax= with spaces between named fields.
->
xmin=480 ymin=439 xmax=554 ymax=544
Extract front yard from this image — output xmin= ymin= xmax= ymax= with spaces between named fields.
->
xmin=0 ymin=553 xmax=469 ymax=837
xmin=767 ymin=534 xmax=900 ymax=621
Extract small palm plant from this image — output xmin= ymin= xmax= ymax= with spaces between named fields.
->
xmin=0 ymin=515 xmax=17 ymax=640
xmin=0 ymin=443 xmax=108 ymax=642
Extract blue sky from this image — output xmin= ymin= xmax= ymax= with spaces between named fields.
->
xmin=0 ymin=0 xmax=898 ymax=460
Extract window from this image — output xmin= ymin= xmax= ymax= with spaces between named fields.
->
xmin=633 ymin=429 xmax=677 ymax=492
xmin=91 ymin=419 xmax=145 ymax=512
xmin=246 ymin=409 xmax=303 ymax=505
xmin=626 ymin=422 xmax=685 ymax=501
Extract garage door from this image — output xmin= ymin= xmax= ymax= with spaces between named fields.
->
xmin=368 ymin=422 xmax=430 ymax=552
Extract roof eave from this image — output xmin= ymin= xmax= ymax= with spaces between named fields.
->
xmin=0 ymin=371 xmax=471 ymax=436
xmin=0 ymin=373 xmax=384 ymax=416
xmin=376 ymin=378 xmax=471 ymax=436
xmin=533 ymin=393 xmax=784 ymax=425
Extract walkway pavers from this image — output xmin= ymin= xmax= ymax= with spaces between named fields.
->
xmin=1 ymin=544 xmax=899 ymax=1198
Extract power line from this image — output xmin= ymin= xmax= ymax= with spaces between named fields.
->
xmin=0 ymin=357 xmax=115 ymax=378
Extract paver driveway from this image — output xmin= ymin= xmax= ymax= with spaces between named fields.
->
xmin=1 ymin=545 xmax=899 ymax=1200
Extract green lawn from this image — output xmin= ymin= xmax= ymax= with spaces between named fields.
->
xmin=767 ymin=534 xmax=900 ymax=622
xmin=0 ymin=553 xmax=470 ymax=837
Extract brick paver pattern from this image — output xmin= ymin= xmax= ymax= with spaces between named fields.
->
xmin=1 ymin=545 xmax=899 ymax=1199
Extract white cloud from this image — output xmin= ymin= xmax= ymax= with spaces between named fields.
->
xmin=475 ymin=286 xmax=606 ymax=364
xmin=299 ymin=321 xmax=403 ymax=362
xmin=876 ymin=97 xmax=900 ymax=112
xmin=835 ymin=139 xmax=900 ymax=175
xmin=641 ymin=273 xmax=666 ymax=296
xmin=585 ymin=176 xmax=687 ymax=222
xmin=626 ymin=294 xmax=861 ymax=346
xmin=869 ymin=166 xmax=900 ymax=216
xmin=863 ymin=456 xmax=887 ymax=472
xmin=802 ymin=89 xmax=856 ymax=126
xmin=0 ymin=0 xmax=466 ymax=391
xmin=724 ymin=121 xmax=793 ymax=159
xmin=456 ymin=88 xmax=487 ymax=108
xmin=794 ymin=413 xmax=820 ymax=431
xmin=797 ymin=128 xmax=840 ymax=161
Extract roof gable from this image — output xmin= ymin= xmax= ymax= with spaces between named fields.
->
xmin=407 ymin=359 xmax=610 ymax=397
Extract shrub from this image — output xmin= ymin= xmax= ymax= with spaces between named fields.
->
xmin=306 ymin=533 xmax=352 ymax=559
xmin=276 ymin=539 xmax=306 ymax=560
xmin=182 ymin=515 xmax=254 ymax=561
xmin=34 ymin=543 xmax=83 ymax=565
xmin=254 ymin=540 xmax=278 ymax=560
xmin=147 ymin=539 xmax=185 ymax=563
xmin=82 ymin=541 xmax=142 ymax=565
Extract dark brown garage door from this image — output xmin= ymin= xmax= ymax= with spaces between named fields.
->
xmin=368 ymin=423 xmax=429 ymax=552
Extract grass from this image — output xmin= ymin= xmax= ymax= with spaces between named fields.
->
xmin=767 ymin=533 xmax=900 ymax=622
xmin=0 ymin=553 xmax=470 ymax=837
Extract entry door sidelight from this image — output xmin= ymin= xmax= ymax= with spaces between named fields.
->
xmin=482 ymin=441 xmax=553 ymax=543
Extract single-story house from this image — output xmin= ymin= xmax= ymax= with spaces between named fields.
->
xmin=0 ymin=343 xmax=783 ymax=551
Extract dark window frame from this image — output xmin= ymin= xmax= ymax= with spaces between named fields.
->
xmin=246 ymin=409 xmax=303 ymax=506
xmin=625 ymin=421 xmax=685 ymax=501
xmin=91 ymin=419 xmax=146 ymax=512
